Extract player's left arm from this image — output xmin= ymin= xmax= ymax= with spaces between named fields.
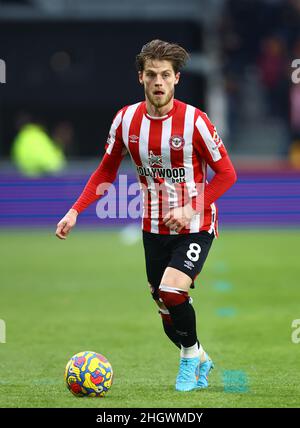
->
xmin=163 ymin=112 xmax=237 ymax=232
xmin=190 ymin=111 xmax=237 ymax=213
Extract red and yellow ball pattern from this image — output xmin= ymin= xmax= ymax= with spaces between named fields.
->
xmin=64 ymin=351 xmax=113 ymax=397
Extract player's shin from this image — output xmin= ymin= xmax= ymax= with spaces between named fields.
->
xmin=158 ymin=285 xmax=199 ymax=357
xmin=159 ymin=308 xmax=181 ymax=349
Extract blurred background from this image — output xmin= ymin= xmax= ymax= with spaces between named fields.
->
xmin=1 ymin=0 xmax=300 ymax=408
xmin=0 ymin=0 xmax=300 ymax=228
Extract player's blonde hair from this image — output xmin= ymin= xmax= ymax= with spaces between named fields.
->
xmin=135 ymin=39 xmax=190 ymax=73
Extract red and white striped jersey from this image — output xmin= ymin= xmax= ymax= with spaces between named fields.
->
xmin=72 ymin=99 xmax=236 ymax=236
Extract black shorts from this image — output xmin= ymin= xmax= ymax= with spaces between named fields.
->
xmin=143 ymin=230 xmax=214 ymax=300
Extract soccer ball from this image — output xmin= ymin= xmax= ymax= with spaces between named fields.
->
xmin=64 ymin=351 xmax=113 ymax=397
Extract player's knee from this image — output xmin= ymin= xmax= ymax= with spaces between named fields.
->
xmin=158 ymin=284 xmax=189 ymax=308
xmin=161 ymin=267 xmax=192 ymax=289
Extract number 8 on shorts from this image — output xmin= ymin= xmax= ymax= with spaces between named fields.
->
xmin=186 ymin=243 xmax=201 ymax=262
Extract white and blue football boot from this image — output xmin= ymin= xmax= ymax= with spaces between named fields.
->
xmin=196 ymin=352 xmax=214 ymax=389
xmin=175 ymin=356 xmax=200 ymax=392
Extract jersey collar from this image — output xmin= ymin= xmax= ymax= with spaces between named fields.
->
xmin=143 ymin=99 xmax=178 ymax=121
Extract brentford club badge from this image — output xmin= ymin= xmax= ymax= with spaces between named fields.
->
xmin=169 ymin=135 xmax=185 ymax=151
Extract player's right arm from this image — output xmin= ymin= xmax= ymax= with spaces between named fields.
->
xmin=55 ymin=208 xmax=78 ymax=240
xmin=55 ymin=108 xmax=127 ymax=240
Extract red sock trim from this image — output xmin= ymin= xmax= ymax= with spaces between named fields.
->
xmin=158 ymin=289 xmax=189 ymax=308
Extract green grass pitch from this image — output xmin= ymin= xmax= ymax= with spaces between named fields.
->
xmin=0 ymin=228 xmax=299 ymax=408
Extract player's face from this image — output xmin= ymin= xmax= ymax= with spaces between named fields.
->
xmin=139 ymin=60 xmax=180 ymax=109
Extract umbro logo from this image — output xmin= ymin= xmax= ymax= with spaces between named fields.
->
xmin=129 ymin=135 xmax=139 ymax=143
xmin=184 ymin=260 xmax=195 ymax=270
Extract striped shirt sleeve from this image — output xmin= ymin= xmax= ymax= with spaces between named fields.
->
xmin=191 ymin=110 xmax=237 ymax=211
xmin=194 ymin=111 xmax=228 ymax=163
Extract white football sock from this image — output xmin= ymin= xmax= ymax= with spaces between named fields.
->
xmin=180 ymin=342 xmax=200 ymax=359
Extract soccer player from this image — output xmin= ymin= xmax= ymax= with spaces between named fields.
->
xmin=56 ymin=40 xmax=237 ymax=392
